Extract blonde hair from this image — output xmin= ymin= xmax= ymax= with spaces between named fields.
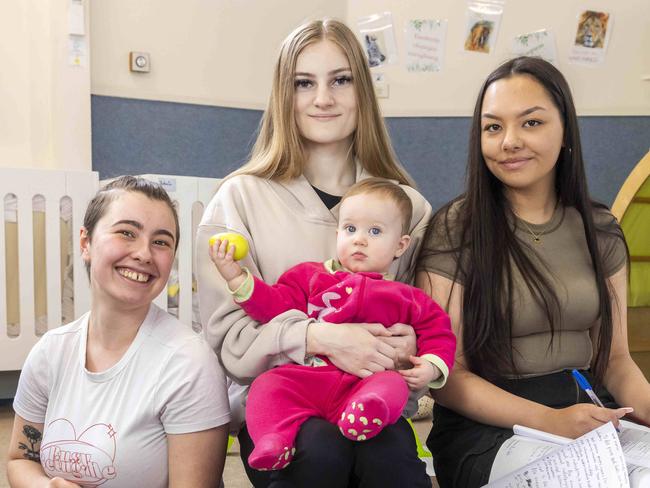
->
xmin=342 ymin=178 xmax=413 ymax=235
xmin=231 ymin=18 xmax=414 ymax=186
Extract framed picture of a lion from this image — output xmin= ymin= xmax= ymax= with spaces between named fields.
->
xmin=569 ymin=9 xmax=613 ymax=65
xmin=574 ymin=10 xmax=610 ymax=49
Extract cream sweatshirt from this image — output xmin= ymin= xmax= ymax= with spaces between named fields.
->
xmin=196 ymin=163 xmax=432 ymax=385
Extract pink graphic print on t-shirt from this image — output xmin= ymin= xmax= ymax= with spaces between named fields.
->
xmin=41 ymin=418 xmax=117 ymax=487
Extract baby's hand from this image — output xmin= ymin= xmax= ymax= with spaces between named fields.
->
xmin=209 ymin=238 xmax=245 ymax=284
xmin=398 ymin=355 xmax=440 ymax=391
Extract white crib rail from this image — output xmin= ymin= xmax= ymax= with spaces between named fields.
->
xmin=0 ymin=170 xmax=218 ymax=373
xmin=0 ymin=168 xmax=99 ymax=371
xmin=131 ymin=174 xmax=220 ymax=329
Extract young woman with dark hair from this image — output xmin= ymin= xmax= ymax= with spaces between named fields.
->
xmin=417 ymin=56 xmax=650 ymax=487
xmin=7 ymin=176 xmax=230 ymax=488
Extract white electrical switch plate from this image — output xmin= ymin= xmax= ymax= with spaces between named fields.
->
xmin=129 ymin=52 xmax=150 ymax=73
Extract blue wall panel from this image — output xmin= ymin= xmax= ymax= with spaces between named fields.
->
xmin=92 ymin=95 xmax=650 ymax=212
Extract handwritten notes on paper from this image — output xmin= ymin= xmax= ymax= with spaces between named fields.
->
xmin=487 ymin=423 xmax=630 ymax=488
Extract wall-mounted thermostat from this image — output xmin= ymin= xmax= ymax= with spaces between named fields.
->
xmin=129 ymin=52 xmax=150 ymax=72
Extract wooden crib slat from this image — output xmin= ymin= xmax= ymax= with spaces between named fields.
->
xmin=177 ymin=177 xmax=197 ymax=328
xmin=44 ymin=196 xmax=62 ymax=332
xmin=0 ymin=198 xmax=6 ymax=337
xmin=66 ymin=171 xmax=99 ymax=318
xmin=17 ymin=181 xmax=37 ymax=340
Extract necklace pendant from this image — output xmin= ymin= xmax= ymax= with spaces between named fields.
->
xmin=533 ymin=237 xmax=541 ymax=243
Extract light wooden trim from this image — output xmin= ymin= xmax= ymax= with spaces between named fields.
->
xmin=611 ymin=150 xmax=650 ymax=220
xmin=629 ymin=308 xmax=650 ymax=353
xmin=631 ymin=256 xmax=650 ymax=262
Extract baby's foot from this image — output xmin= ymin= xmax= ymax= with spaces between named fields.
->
xmin=248 ymin=433 xmax=296 ymax=471
xmin=337 ymin=393 xmax=389 ymax=441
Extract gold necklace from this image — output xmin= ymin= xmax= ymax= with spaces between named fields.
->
xmin=513 ymin=202 xmax=561 ymax=244
xmin=518 ymin=218 xmax=545 ymax=244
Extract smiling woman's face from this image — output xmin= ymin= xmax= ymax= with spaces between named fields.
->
xmin=81 ymin=191 xmax=176 ymax=314
xmin=293 ymin=39 xmax=358 ymax=150
xmin=480 ymin=74 xmax=564 ymax=197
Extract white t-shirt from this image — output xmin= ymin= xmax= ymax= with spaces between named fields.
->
xmin=13 ymin=304 xmax=231 ymax=488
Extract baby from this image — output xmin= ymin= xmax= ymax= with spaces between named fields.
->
xmin=211 ymin=178 xmax=456 ymax=470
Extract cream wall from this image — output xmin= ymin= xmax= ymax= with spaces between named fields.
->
xmin=0 ymin=0 xmax=91 ymax=171
xmin=91 ymin=0 xmax=649 ymax=116
xmin=90 ymin=0 xmax=346 ymax=109
xmin=346 ymin=0 xmax=650 ymax=116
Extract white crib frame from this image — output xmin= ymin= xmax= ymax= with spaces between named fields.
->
xmin=134 ymin=174 xmax=220 ymax=327
xmin=0 ymin=167 xmax=99 ymax=371
xmin=1 ymin=169 xmax=220 ymax=372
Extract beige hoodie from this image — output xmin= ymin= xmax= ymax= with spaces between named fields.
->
xmin=196 ymin=163 xmax=432 ymax=385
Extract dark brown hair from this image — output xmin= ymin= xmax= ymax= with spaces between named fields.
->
xmin=423 ymin=56 xmax=625 ymax=384
xmin=342 ymin=178 xmax=413 ymax=235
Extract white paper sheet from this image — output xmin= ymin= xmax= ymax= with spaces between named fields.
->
xmin=486 ymin=423 xmax=630 ymax=488
xmin=620 ymin=420 xmax=650 ymax=469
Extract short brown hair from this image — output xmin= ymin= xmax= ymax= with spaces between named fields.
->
xmin=341 ymin=178 xmax=412 ymax=234
xmin=84 ymin=175 xmax=180 ymax=254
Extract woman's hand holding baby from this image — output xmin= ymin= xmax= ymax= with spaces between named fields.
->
xmin=307 ymin=323 xmax=397 ymax=378
xmin=373 ymin=323 xmax=417 ymax=369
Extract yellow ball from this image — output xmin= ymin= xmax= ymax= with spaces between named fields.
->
xmin=209 ymin=232 xmax=249 ymax=261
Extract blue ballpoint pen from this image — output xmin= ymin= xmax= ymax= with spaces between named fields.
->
xmin=571 ymin=369 xmax=605 ymax=408
xmin=571 ymin=369 xmax=622 ymax=432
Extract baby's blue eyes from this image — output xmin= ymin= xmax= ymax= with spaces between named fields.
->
xmin=344 ymin=226 xmax=381 ymax=236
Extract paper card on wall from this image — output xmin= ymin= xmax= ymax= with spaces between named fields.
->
xmin=371 ymin=72 xmax=389 ymax=98
xmin=68 ymin=36 xmax=87 ymax=67
xmin=68 ymin=0 xmax=85 ymax=36
xmin=405 ymin=19 xmax=448 ymax=72
xmin=357 ymin=12 xmax=399 ymax=68
xmin=463 ymin=0 xmax=505 ymax=55
xmin=511 ymin=29 xmax=558 ymax=65
xmin=568 ymin=9 xmax=614 ymax=66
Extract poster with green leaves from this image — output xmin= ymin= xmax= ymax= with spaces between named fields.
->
xmin=511 ymin=29 xmax=557 ymax=65
xmin=405 ymin=19 xmax=447 ymax=72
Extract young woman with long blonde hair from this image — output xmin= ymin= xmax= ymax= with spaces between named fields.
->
xmin=197 ymin=18 xmax=432 ymax=488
